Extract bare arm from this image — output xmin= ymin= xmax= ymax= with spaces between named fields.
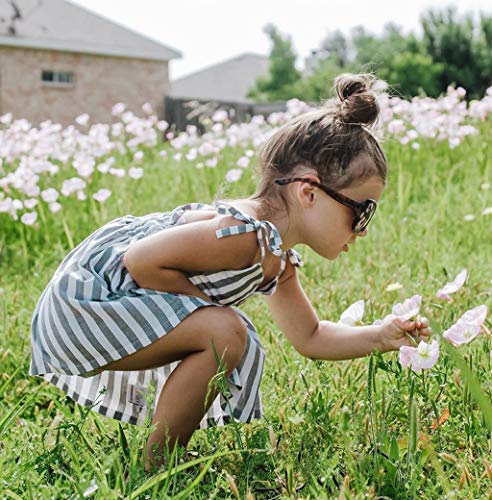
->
xmin=301 ymin=320 xmax=384 ymax=361
xmin=264 ymin=264 xmax=385 ymax=360
xmin=125 ymin=263 xmax=212 ymax=302
xmin=122 ymin=216 xmax=259 ymax=301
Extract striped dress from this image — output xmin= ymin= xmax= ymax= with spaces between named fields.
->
xmin=29 ymin=200 xmax=303 ymax=429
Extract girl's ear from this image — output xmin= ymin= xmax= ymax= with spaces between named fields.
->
xmin=297 ymin=173 xmax=320 ymax=207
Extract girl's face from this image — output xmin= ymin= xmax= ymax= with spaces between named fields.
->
xmin=297 ymin=174 xmax=386 ymax=260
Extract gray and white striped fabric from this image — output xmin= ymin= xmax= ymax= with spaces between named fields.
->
xmin=29 ymin=201 xmax=303 ymax=429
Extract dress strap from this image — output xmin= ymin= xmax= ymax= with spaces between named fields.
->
xmin=213 ymin=201 xmax=284 ymax=260
xmin=169 ymin=200 xmax=304 ymax=267
xmin=287 ymin=248 xmax=304 ymax=267
xmin=279 ymin=251 xmax=288 ymax=274
xmin=169 ymin=202 xmax=215 ymax=225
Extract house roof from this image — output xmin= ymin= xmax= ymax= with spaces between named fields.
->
xmin=170 ymin=52 xmax=270 ymax=103
xmin=0 ymin=0 xmax=182 ymax=61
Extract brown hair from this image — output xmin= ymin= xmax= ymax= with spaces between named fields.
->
xmin=247 ymin=72 xmax=388 ymax=218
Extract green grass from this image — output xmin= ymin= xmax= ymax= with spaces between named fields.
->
xmin=0 ymin=120 xmax=491 ymax=498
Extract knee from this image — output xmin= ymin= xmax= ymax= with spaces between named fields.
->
xmin=207 ymin=308 xmax=248 ymax=373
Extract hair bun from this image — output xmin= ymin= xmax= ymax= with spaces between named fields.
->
xmin=333 ymin=72 xmax=382 ymax=128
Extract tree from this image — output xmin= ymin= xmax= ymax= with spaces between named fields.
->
xmin=351 ymin=22 xmax=444 ymax=98
xmin=246 ymin=23 xmax=302 ymax=102
xmin=319 ymin=29 xmax=351 ymax=68
xmin=420 ymin=6 xmax=478 ymax=98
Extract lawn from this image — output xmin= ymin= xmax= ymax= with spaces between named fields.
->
xmin=0 ymin=95 xmax=491 ymax=498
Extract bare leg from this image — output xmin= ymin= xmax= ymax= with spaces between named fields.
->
xmin=97 ymin=306 xmax=247 ymax=472
xmin=143 ymin=347 xmax=238 ymax=472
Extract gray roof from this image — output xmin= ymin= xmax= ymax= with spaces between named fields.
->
xmin=170 ymin=52 xmax=270 ymax=103
xmin=0 ymin=0 xmax=182 ymax=61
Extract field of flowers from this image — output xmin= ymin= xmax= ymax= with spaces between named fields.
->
xmin=1 ymin=84 xmax=491 ymax=498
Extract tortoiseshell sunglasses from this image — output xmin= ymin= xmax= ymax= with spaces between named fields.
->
xmin=274 ymin=177 xmax=377 ymax=233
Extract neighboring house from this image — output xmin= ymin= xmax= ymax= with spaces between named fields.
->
xmin=170 ymin=52 xmax=270 ymax=103
xmin=0 ymin=0 xmax=182 ymax=126
xmin=303 ymin=48 xmax=331 ymax=78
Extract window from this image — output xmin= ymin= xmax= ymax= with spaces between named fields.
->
xmin=41 ymin=70 xmax=75 ymax=85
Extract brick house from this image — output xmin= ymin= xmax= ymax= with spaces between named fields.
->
xmin=0 ymin=0 xmax=182 ymax=126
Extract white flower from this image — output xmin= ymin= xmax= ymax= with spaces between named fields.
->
xmin=338 ymin=300 xmax=365 ymax=326
xmin=41 ymin=188 xmax=59 ymax=203
xmin=399 ymin=339 xmax=439 ymax=372
xmin=385 ymin=282 xmax=403 ymax=292
xmin=133 ymin=151 xmax=144 ymax=162
xmin=186 ymin=148 xmax=198 ymax=161
xmin=109 ymin=168 xmax=125 ymax=178
xmin=0 ymin=197 xmax=12 ymax=212
xmin=449 ymin=137 xmax=461 ymax=148
xmin=205 ymin=157 xmax=218 ymax=168
xmin=128 ymin=167 xmax=143 ymax=179
xmin=61 ymin=177 xmax=86 ymax=196
xmin=236 ymin=156 xmax=250 ymax=168
xmin=481 ymin=182 xmax=490 ymax=190
xmin=157 ymin=120 xmax=169 ymax=131
xmin=464 ymin=214 xmax=475 ymax=221
xmin=481 ymin=207 xmax=492 ymax=215
xmin=92 ymin=189 xmax=111 ymax=203
xmin=49 ymin=202 xmax=62 ymax=213
xmin=0 ymin=112 xmax=12 ymax=125
xmin=23 ymin=198 xmax=38 ymax=209
xmin=142 ymin=102 xmax=153 ymax=114
xmin=21 ymin=211 xmax=37 ymax=225
xmin=83 ymin=478 xmax=98 ymax=497
xmin=112 ymin=102 xmax=126 ymax=116
xmin=225 ymin=168 xmax=242 ymax=182
xmin=212 ymin=109 xmax=228 ymax=122
xmin=75 ymin=113 xmax=90 ymax=126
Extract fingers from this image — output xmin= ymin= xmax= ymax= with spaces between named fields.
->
xmin=417 ymin=316 xmax=432 ymax=342
xmin=416 ymin=316 xmax=429 ymax=329
xmin=395 ymin=318 xmax=416 ymax=330
xmin=417 ymin=316 xmax=431 ymax=335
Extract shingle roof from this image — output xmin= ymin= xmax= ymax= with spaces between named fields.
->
xmin=170 ymin=52 xmax=270 ymax=103
xmin=0 ymin=0 xmax=182 ymax=61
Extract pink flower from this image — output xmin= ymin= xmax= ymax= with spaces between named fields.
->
xmin=443 ymin=322 xmax=481 ymax=346
xmin=443 ymin=305 xmax=488 ymax=346
xmin=391 ymin=294 xmax=422 ymax=321
xmin=399 ymin=339 xmax=440 ymax=372
xmin=459 ymin=304 xmax=487 ymax=326
xmin=436 ymin=269 xmax=467 ymax=301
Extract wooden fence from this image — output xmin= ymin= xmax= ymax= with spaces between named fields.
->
xmin=164 ymin=96 xmax=287 ymax=134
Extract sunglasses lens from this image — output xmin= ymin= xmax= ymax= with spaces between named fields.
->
xmin=353 ymin=202 xmax=376 ymax=232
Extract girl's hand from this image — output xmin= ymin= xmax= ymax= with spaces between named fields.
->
xmin=380 ymin=315 xmax=432 ymax=352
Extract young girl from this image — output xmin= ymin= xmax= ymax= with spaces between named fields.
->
xmin=29 ymin=72 xmax=431 ymax=472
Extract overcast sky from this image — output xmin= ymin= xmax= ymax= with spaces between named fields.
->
xmin=73 ymin=0 xmax=492 ymax=81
